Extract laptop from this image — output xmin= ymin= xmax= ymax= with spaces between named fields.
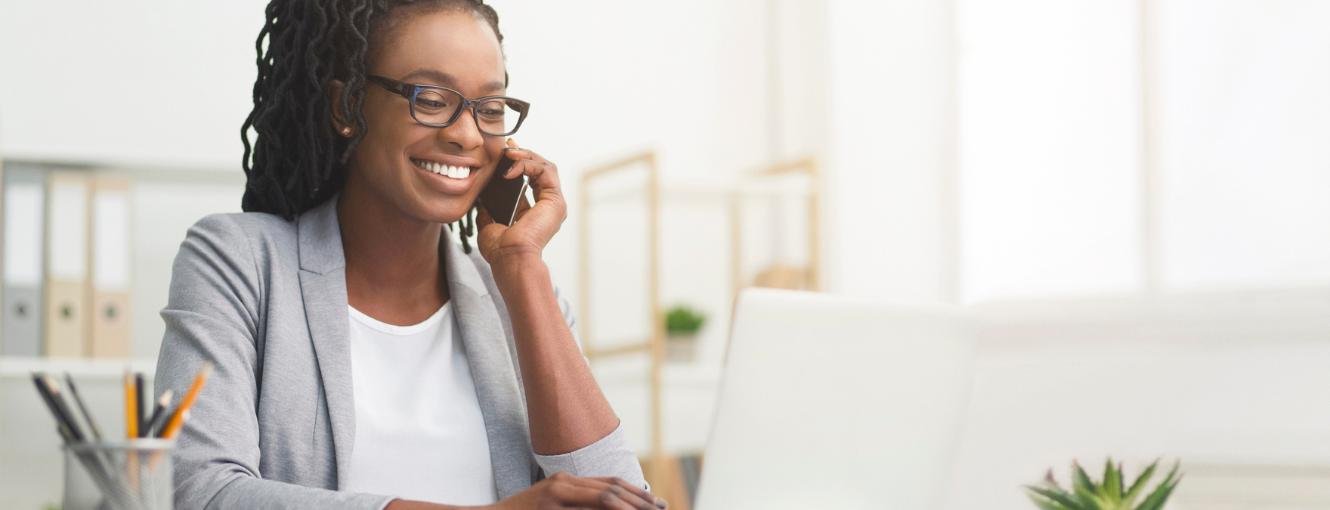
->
xmin=693 ymin=288 xmax=975 ymax=510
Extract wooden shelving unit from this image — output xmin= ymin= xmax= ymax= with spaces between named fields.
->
xmin=577 ymin=152 xmax=822 ymax=507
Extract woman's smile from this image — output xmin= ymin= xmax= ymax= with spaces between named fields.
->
xmin=409 ymin=156 xmax=483 ymax=193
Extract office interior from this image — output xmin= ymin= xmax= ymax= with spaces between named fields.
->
xmin=1 ymin=0 xmax=1328 ymax=508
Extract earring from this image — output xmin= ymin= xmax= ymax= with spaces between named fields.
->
xmin=341 ymin=127 xmax=353 ymax=137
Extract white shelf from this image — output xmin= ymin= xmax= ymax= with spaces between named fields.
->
xmin=0 ymin=357 xmax=157 ymax=378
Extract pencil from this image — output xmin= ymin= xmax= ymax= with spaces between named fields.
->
xmin=142 ymin=390 xmax=173 ymax=438
xmin=42 ymin=375 xmax=87 ymax=443
xmin=124 ymin=371 xmax=138 ymax=439
xmin=160 ymin=362 xmax=212 ymax=439
xmin=64 ymin=374 xmax=103 ymax=440
xmin=135 ymin=373 xmax=145 ymax=436
xmin=32 ymin=373 xmax=76 ymax=443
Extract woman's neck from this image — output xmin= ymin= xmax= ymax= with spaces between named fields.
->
xmin=337 ymin=174 xmax=449 ymax=326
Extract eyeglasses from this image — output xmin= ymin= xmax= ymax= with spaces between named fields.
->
xmin=368 ymin=75 xmax=530 ymax=136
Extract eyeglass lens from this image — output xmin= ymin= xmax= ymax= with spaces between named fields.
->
xmin=413 ymin=87 xmax=523 ymax=135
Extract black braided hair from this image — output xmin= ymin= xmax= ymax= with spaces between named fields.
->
xmin=240 ymin=0 xmax=503 ymax=252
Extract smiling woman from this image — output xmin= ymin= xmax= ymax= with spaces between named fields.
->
xmin=153 ymin=1 xmax=662 ymax=510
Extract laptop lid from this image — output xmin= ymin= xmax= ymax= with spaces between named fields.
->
xmin=694 ymin=288 xmax=975 ymax=510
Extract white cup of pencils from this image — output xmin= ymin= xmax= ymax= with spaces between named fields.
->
xmin=32 ymin=362 xmax=213 ymax=510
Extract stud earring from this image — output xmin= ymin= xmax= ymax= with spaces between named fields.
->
xmin=341 ymin=127 xmax=353 ymax=137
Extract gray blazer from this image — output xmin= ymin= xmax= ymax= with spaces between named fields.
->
xmin=154 ymin=197 xmax=644 ymax=510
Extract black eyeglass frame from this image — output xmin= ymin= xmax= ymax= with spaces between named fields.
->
xmin=368 ymin=75 xmax=530 ymax=136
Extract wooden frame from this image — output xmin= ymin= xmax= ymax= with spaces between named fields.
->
xmin=730 ymin=157 xmax=822 ymax=300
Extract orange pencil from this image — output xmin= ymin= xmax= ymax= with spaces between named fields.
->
xmin=160 ymin=362 xmax=213 ymax=439
xmin=124 ymin=371 xmax=138 ymax=439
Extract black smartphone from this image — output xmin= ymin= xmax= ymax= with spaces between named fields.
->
xmin=478 ymin=151 xmax=529 ymax=226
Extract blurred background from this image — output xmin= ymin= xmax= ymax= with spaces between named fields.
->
xmin=1 ymin=0 xmax=1329 ymax=509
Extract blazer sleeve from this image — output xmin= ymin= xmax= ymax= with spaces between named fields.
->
xmin=154 ymin=215 xmax=393 ymax=510
xmin=529 ymin=285 xmax=649 ymax=490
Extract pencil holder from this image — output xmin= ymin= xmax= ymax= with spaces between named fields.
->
xmin=63 ymin=439 xmax=174 ymax=510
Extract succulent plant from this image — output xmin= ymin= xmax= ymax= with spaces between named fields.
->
xmin=1025 ymin=458 xmax=1181 ymax=510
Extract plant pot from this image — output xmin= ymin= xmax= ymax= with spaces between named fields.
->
xmin=666 ymin=333 xmax=699 ymax=363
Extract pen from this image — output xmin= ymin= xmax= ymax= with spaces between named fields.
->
xmin=32 ymin=373 xmax=77 ymax=443
xmin=42 ymin=375 xmax=87 ymax=443
xmin=64 ymin=374 xmax=103 ymax=440
xmin=135 ymin=373 xmax=146 ymax=437
xmin=142 ymin=390 xmax=173 ymax=438
xmin=160 ymin=362 xmax=212 ymax=439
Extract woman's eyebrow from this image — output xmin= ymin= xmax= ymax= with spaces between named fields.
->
xmin=401 ymin=68 xmax=455 ymax=85
xmin=399 ymin=68 xmax=505 ymax=93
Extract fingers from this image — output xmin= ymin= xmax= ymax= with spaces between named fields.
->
xmin=549 ymin=484 xmax=637 ymax=510
xmin=575 ymin=477 xmax=658 ymax=510
xmin=501 ymin=139 xmax=561 ymax=197
xmin=593 ymin=478 xmax=666 ymax=509
xmin=544 ymin=473 xmax=660 ymax=510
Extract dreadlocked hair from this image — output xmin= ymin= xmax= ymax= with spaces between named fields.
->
xmin=240 ymin=0 xmax=503 ymax=252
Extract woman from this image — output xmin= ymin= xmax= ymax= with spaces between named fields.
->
xmin=154 ymin=1 xmax=663 ymax=509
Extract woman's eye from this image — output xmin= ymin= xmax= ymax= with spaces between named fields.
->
xmin=417 ymin=99 xmax=447 ymax=109
xmin=478 ymin=108 xmax=506 ymax=118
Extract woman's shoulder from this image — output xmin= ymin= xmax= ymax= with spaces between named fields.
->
xmin=185 ymin=211 xmax=298 ymax=249
xmin=177 ymin=211 xmax=300 ymax=274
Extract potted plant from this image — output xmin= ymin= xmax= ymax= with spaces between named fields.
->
xmin=1026 ymin=458 xmax=1181 ymax=510
xmin=664 ymin=305 xmax=706 ymax=363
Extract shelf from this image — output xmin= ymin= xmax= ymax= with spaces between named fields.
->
xmin=587 ymin=176 xmax=815 ymax=204
xmin=0 ymin=357 xmax=157 ymax=378
xmin=591 ymin=360 xmax=724 ymax=388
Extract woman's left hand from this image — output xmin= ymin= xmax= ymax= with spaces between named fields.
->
xmin=476 ymin=139 xmax=566 ymax=268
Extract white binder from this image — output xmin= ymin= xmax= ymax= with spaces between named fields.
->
xmin=2 ymin=163 xmax=47 ymax=356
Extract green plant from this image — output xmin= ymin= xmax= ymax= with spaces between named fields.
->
xmin=1025 ymin=458 xmax=1181 ymax=510
xmin=664 ymin=306 xmax=706 ymax=336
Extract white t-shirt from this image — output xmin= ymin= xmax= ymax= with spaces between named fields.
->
xmin=343 ymin=302 xmax=498 ymax=505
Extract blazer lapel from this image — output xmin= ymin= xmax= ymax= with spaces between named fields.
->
xmin=443 ymin=232 xmax=537 ymax=498
xmin=295 ymin=198 xmax=357 ymax=489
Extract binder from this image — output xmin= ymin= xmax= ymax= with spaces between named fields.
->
xmin=3 ymin=163 xmax=47 ymax=356
xmin=89 ymin=174 xmax=132 ymax=358
xmin=45 ymin=170 xmax=90 ymax=357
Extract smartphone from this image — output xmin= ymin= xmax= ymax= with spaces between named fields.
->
xmin=478 ymin=151 xmax=529 ymax=226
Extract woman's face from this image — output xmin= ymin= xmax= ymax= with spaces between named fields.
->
xmin=347 ymin=9 xmax=508 ymax=224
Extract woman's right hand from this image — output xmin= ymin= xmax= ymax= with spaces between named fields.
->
xmin=489 ymin=472 xmax=667 ymax=510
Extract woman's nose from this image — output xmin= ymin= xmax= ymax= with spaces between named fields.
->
xmin=437 ymin=107 xmax=485 ymax=151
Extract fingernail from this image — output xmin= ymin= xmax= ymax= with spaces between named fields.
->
xmin=655 ymin=496 xmax=667 ymax=509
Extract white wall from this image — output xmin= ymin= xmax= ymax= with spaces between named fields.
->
xmin=826 ymin=0 xmax=958 ymax=304
xmin=958 ymin=0 xmax=1144 ymax=302
xmin=1158 ymin=0 xmax=1330 ymax=290
xmin=0 ymin=0 xmax=269 ymax=169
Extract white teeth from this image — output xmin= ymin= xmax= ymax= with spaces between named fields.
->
xmin=415 ymin=159 xmax=470 ymax=179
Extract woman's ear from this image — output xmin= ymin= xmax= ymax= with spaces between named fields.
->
xmin=327 ymin=79 xmax=354 ymax=136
